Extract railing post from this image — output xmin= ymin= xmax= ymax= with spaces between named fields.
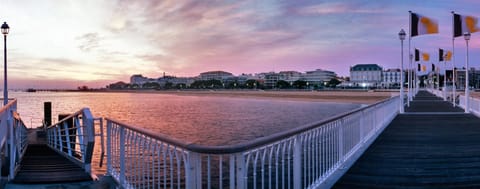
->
xmin=293 ymin=135 xmax=302 ymax=189
xmin=339 ymin=120 xmax=344 ymax=163
xmin=186 ymin=152 xmax=202 ymax=189
xmin=229 ymin=154 xmax=236 ymax=189
xmin=119 ymin=126 xmax=126 ymax=186
xmin=81 ymin=109 xmax=95 ymax=173
xmin=106 ymin=120 xmax=112 ymax=175
xmin=8 ymin=109 xmax=14 ymax=180
xmin=57 ymin=126 xmax=63 ymax=152
xmin=235 ymin=152 xmax=246 ymax=189
xmin=63 ymin=122 xmax=72 ymax=156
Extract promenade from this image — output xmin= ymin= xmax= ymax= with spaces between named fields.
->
xmin=333 ymin=91 xmax=480 ymax=188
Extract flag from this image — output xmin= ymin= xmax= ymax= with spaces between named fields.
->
xmin=422 ymin=52 xmax=430 ymax=61
xmin=445 ymin=51 xmax=452 ymax=61
xmin=411 ymin=12 xmax=439 ymax=37
xmin=453 ymin=13 xmax=480 ymax=38
xmin=415 ymin=49 xmax=420 ymax=61
xmin=439 ymin=48 xmax=444 ymax=61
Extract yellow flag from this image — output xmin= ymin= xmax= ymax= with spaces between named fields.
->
xmin=445 ymin=51 xmax=452 ymax=61
xmin=422 ymin=52 xmax=430 ymax=61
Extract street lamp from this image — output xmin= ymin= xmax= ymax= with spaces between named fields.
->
xmin=1 ymin=22 xmax=9 ymax=106
xmin=399 ymin=29 xmax=406 ymax=113
xmin=464 ymin=32 xmax=471 ymax=113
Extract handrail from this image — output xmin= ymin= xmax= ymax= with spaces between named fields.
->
xmin=106 ymin=96 xmax=395 ymax=154
xmin=106 ymin=96 xmax=400 ymax=188
xmin=0 ymin=99 xmax=28 ymax=180
xmin=45 ymin=108 xmax=96 ymax=173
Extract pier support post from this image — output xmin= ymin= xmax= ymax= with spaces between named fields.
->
xmin=43 ymin=102 xmax=51 ymax=127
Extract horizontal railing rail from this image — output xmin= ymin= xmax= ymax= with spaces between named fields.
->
xmin=46 ymin=108 xmax=96 ymax=173
xmin=106 ymin=96 xmax=400 ymax=189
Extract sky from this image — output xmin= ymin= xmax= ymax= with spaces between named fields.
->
xmin=1 ymin=0 xmax=480 ymax=89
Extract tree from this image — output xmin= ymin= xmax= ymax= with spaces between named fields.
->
xmin=276 ymin=80 xmax=290 ymax=89
xmin=245 ymin=79 xmax=260 ymax=89
xmin=142 ymin=82 xmax=160 ymax=89
xmin=293 ymin=80 xmax=307 ymax=89
xmin=327 ymin=78 xmax=341 ymax=88
xmin=164 ymin=82 xmax=173 ymax=89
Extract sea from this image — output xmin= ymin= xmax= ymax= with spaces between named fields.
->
xmin=9 ymin=91 xmax=363 ymax=174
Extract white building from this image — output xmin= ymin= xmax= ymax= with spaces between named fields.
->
xmin=304 ymin=69 xmax=337 ymax=86
xmin=130 ymin=74 xmax=148 ymax=86
xmin=382 ymin=69 xmax=403 ymax=88
xmin=199 ymin=71 xmax=233 ymax=81
xmin=264 ymin=72 xmax=281 ymax=89
xmin=350 ymin=64 xmax=383 ymax=88
xmin=279 ymin=71 xmax=303 ymax=83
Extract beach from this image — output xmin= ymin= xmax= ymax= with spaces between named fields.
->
xmin=99 ymin=90 xmax=396 ymax=104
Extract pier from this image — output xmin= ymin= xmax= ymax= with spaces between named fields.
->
xmin=1 ymin=89 xmax=480 ymax=188
xmin=333 ymin=90 xmax=480 ymax=188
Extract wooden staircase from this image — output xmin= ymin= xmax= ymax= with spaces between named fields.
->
xmin=11 ymin=144 xmax=92 ymax=184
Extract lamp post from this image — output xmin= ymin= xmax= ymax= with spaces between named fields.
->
xmin=399 ymin=29 xmax=406 ymax=113
xmin=464 ymin=32 xmax=471 ymax=113
xmin=1 ymin=22 xmax=9 ymax=106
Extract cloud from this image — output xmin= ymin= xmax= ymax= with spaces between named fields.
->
xmin=294 ymin=2 xmax=385 ymax=15
xmin=76 ymin=33 xmax=101 ymax=52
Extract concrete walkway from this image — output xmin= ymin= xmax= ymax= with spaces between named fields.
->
xmin=333 ymin=90 xmax=480 ymax=188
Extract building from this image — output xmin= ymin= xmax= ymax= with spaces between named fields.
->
xmin=350 ymin=64 xmax=383 ymax=88
xmin=279 ymin=71 xmax=303 ymax=83
xmin=130 ymin=74 xmax=148 ymax=86
xmin=304 ymin=69 xmax=336 ymax=86
xmin=382 ymin=69 xmax=403 ymax=88
xmin=264 ymin=72 xmax=281 ymax=89
xmin=199 ymin=71 xmax=233 ymax=81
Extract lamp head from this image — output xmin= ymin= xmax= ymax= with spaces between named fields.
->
xmin=399 ymin=29 xmax=406 ymax=40
xmin=1 ymin=22 xmax=9 ymax=35
xmin=464 ymin=32 xmax=471 ymax=41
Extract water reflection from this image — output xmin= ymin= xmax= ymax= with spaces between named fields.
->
xmin=10 ymin=91 xmax=361 ymax=175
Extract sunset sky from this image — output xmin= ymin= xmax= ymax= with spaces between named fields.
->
xmin=1 ymin=0 xmax=480 ymax=88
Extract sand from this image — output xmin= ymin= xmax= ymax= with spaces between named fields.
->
xmin=110 ymin=90 xmax=396 ymax=104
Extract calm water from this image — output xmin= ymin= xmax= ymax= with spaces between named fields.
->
xmin=9 ymin=91 xmax=362 ymax=175
xmin=11 ymin=91 xmax=361 ymax=146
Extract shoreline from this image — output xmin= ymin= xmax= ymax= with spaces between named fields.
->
xmin=32 ymin=89 xmax=396 ymax=104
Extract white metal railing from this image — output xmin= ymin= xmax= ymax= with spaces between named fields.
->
xmin=0 ymin=99 xmax=28 ymax=180
xmin=459 ymin=95 xmax=480 ymax=117
xmin=46 ymin=108 xmax=97 ymax=173
xmin=427 ymin=88 xmax=443 ymax=99
xmin=106 ymin=96 xmax=400 ymax=189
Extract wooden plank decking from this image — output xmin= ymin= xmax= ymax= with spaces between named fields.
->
xmin=11 ymin=144 xmax=92 ymax=184
xmin=333 ymin=90 xmax=480 ymax=188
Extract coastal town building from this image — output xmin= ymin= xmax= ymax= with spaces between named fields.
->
xmin=264 ymin=72 xmax=281 ymax=89
xmin=130 ymin=74 xmax=148 ymax=86
xmin=279 ymin=71 xmax=303 ymax=83
xmin=199 ymin=71 xmax=233 ymax=81
xmin=382 ymin=69 xmax=402 ymax=88
xmin=304 ymin=69 xmax=337 ymax=86
xmin=350 ymin=64 xmax=383 ymax=88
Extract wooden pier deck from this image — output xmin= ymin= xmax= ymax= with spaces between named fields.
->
xmin=11 ymin=144 xmax=92 ymax=184
xmin=333 ymin=90 xmax=480 ymax=188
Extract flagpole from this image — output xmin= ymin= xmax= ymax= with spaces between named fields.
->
xmin=452 ymin=11 xmax=456 ymax=107
xmin=444 ymin=57 xmax=447 ymax=101
xmin=408 ymin=11 xmax=412 ymax=106
xmin=464 ymin=32 xmax=470 ymax=113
